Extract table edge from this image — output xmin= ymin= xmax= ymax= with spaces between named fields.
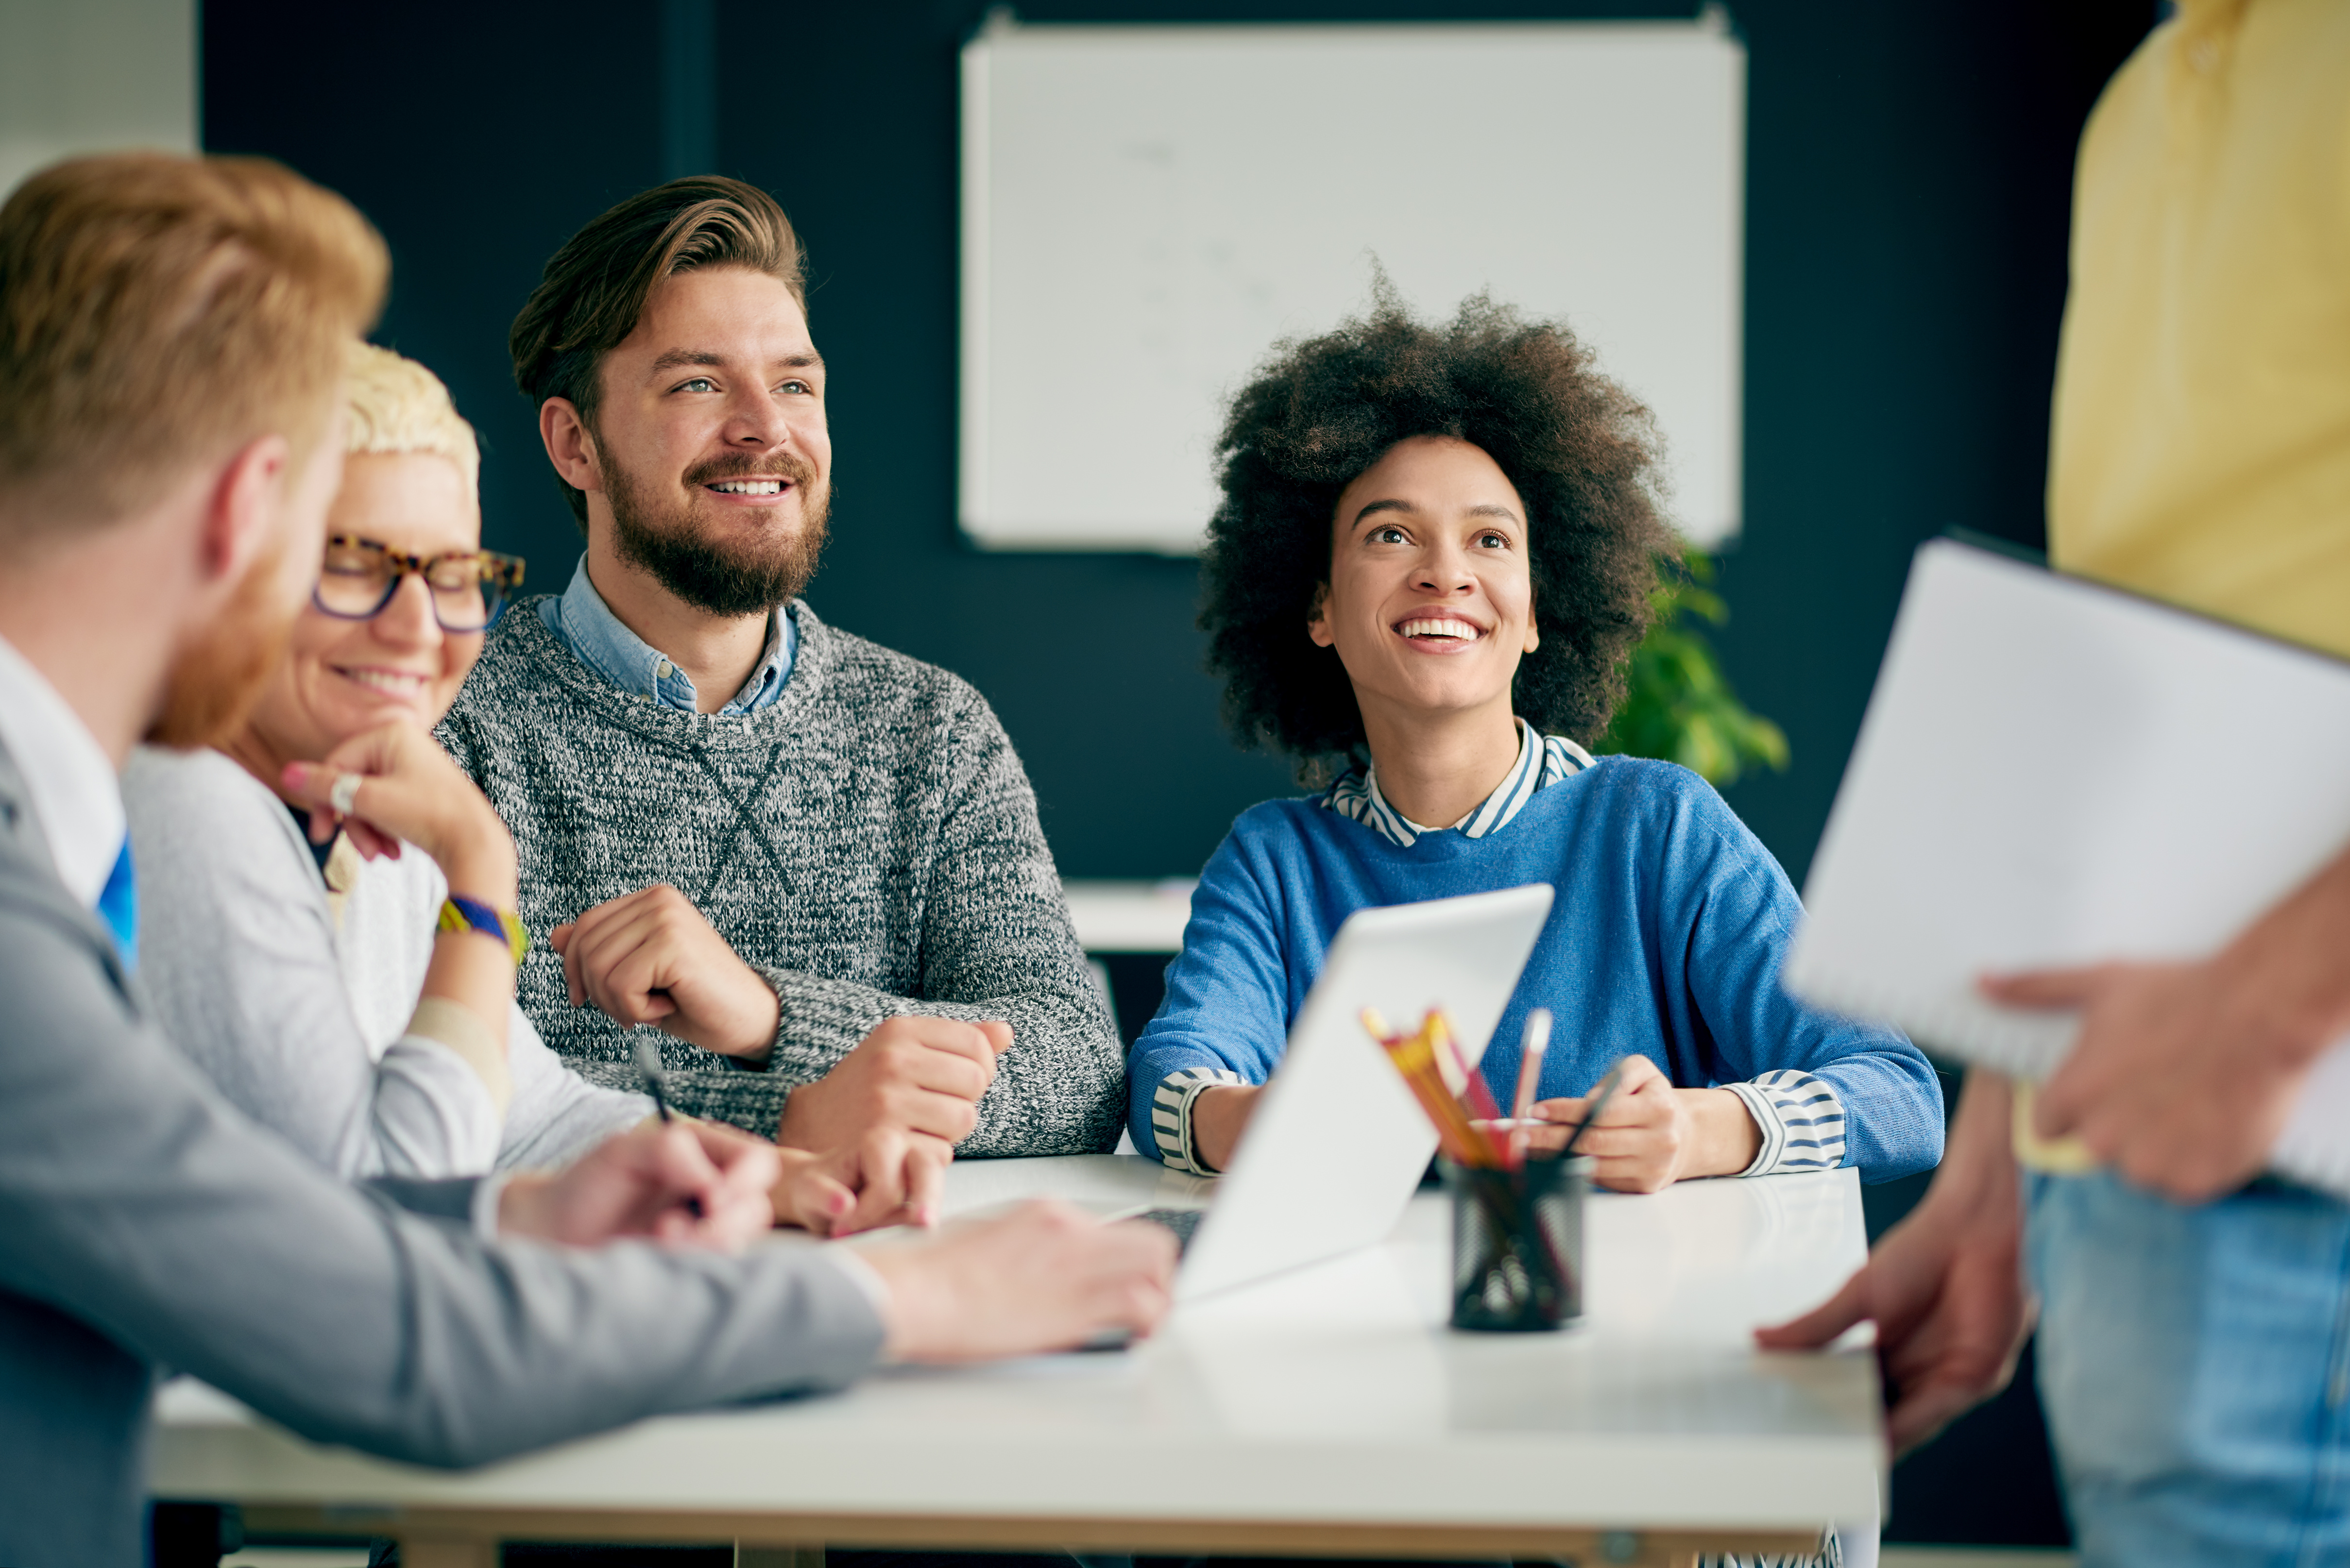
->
xmin=234 ymin=1501 xmax=1826 ymax=1560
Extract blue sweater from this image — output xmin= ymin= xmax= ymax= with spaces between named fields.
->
xmin=1128 ymin=757 xmax=1943 ymax=1183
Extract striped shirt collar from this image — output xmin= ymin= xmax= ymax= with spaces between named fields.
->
xmin=1323 ymin=718 xmax=1594 ymax=849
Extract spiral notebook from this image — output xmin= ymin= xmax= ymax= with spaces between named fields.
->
xmin=1784 ymin=539 xmax=2350 ymax=1198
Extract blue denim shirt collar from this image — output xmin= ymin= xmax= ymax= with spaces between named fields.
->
xmin=539 ymin=555 xmax=795 ymax=715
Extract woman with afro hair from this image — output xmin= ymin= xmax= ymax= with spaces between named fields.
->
xmin=1129 ymin=290 xmax=1942 ymax=1192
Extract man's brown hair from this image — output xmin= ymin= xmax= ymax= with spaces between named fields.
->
xmin=0 ymin=152 xmax=389 ymax=541
xmin=509 ymin=176 xmax=808 ymax=533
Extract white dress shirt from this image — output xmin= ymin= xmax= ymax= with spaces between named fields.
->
xmin=0 ymin=632 xmax=124 ymax=905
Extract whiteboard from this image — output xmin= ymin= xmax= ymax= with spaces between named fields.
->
xmin=960 ymin=13 xmax=1745 ymax=553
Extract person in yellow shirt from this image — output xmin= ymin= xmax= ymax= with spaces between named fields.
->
xmin=1761 ymin=3 xmax=2350 ymax=1564
xmin=2048 ymin=0 xmax=2350 ymax=658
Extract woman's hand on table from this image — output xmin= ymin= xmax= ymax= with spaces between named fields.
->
xmin=771 ymin=1126 xmax=954 ymax=1237
xmin=1523 ymin=1055 xmax=1760 ymax=1192
xmin=860 ymin=1199 xmax=1178 ymax=1361
xmin=1189 ymin=1083 xmax=1262 ymax=1173
xmin=281 ymin=720 xmax=516 ymax=906
xmin=499 ymin=1118 xmax=781 ymax=1251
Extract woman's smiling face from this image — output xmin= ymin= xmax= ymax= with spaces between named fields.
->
xmin=1309 ymin=435 xmax=1539 ymax=728
xmin=245 ymin=451 xmax=485 ymax=763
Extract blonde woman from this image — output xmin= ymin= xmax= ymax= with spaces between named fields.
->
xmin=128 ymin=343 xmax=865 ymax=1229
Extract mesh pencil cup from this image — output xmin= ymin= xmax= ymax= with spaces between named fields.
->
xmin=1442 ymin=1153 xmax=1591 ymax=1332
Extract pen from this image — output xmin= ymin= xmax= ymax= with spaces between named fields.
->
xmin=1504 ymin=1009 xmax=1550 ymax=1168
xmin=633 ymin=1037 xmax=676 ymax=1123
xmin=633 ymin=1038 xmax=706 ymax=1218
xmin=1510 ymin=1009 xmax=1550 ymax=1122
xmin=1557 ymin=1057 xmax=1630 ymax=1162
xmin=1362 ymin=1007 xmax=1493 ymax=1166
xmin=1440 ymin=1015 xmax=1505 ymax=1123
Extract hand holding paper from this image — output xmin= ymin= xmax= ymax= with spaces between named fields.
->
xmin=1982 ymin=833 xmax=2350 ymax=1202
xmin=1785 ymin=540 xmax=2350 ymax=1198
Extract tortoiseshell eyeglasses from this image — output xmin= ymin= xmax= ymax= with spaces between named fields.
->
xmin=311 ymin=535 xmax=525 ymax=634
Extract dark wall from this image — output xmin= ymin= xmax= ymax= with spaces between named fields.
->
xmin=204 ymin=1 xmax=2149 ymax=1545
xmin=1719 ymin=0 xmax=2153 ymax=884
xmin=204 ymin=0 xmax=2149 ymax=888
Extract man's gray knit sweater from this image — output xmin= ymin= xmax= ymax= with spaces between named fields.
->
xmin=436 ymin=596 xmax=1122 ymax=1155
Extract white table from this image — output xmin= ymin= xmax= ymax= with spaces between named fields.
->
xmin=154 ymin=1156 xmax=1883 ymax=1568
xmin=1059 ymin=880 xmax=1196 ymax=954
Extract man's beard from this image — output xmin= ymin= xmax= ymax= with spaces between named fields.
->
xmin=147 ymin=540 xmax=298 ymax=750
xmin=606 ymin=449 xmax=831 ymax=618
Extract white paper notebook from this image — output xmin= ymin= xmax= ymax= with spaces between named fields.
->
xmin=1785 ymin=539 xmax=2350 ymax=1197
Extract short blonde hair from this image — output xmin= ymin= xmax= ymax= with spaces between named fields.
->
xmin=0 ymin=152 xmax=388 ymax=537
xmin=345 ymin=341 xmax=479 ymax=497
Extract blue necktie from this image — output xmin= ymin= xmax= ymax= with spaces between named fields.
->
xmin=95 ymin=836 xmax=136 ymax=972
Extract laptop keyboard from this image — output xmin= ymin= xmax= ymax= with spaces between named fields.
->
xmin=1133 ymin=1206 xmax=1207 ymax=1255
xmin=1073 ymin=1208 xmax=1208 ymax=1352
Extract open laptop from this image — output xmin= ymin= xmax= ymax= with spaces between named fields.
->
xmin=1119 ymin=881 xmax=1554 ymax=1303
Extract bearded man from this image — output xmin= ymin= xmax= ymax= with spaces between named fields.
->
xmin=0 ymin=152 xmax=1175 ymax=1568
xmin=439 ymin=179 xmax=1121 ymax=1191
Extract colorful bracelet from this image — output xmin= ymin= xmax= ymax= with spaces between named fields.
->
xmin=437 ymin=894 xmax=530 ymax=970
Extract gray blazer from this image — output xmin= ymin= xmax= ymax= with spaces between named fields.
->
xmin=0 ymin=742 xmax=886 ymax=1568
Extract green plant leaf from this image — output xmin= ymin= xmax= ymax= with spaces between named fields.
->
xmin=1594 ymin=548 xmax=1790 ymax=789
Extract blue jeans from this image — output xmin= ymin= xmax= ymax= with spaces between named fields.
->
xmin=2027 ymin=1169 xmax=2350 ymax=1567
